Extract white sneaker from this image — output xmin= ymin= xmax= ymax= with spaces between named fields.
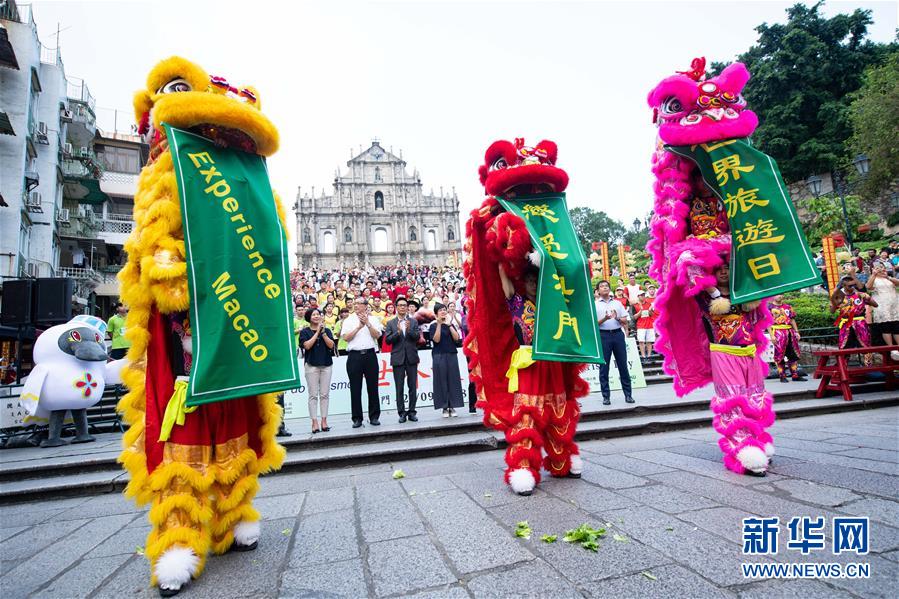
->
xmin=450 ymin=408 xmax=458 ymax=418
xmin=442 ymin=409 xmax=449 ymax=418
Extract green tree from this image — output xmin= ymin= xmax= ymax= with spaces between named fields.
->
xmin=800 ymin=194 xmax=878 ymax=244
xmin=569 ymin=207 xmax=626 ymax=254
xmin=726 ymin=2 xmax=895 ymax=182
xmin=848 ymin=50 xmax=899 ymax=198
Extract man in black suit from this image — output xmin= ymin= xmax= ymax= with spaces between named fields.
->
xmin=384 ymin=297 xmax=421 ymax=423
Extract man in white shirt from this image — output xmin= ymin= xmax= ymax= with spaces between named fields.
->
xmin=342 ymin=297 xmax=384 ymax=427
xmin=624 ymin=273 xmax=643 ymax=307
xmin=595 ymin=280 xmax=634 ymax=405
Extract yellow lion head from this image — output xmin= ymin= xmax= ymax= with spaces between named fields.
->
xmin=133 ymin=56 xmax=278 ymax=156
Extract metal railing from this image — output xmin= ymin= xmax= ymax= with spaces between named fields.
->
xmin=66 ymin=78 xmax=96 ymax=112
xmin=100 ymin=218 xmax=133 ymax=235
xmin=58 ymin=266 xmax=102 ymax=283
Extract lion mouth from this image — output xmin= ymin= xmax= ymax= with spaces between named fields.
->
xmin=189 ymin=124 xmax=258 ymax=154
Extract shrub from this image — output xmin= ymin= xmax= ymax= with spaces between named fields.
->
xmin=782 ymin=291 xmax=834 ymax=331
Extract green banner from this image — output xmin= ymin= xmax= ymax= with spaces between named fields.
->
xmin=165 ymin=124 xmax=301 ymax=406
xmin=497 ymin=193 xmax=603 ymax=364
xmin=667 ymin=139 xmax=819 ymax=303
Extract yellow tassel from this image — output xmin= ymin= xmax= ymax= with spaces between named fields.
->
xmin=254 ymin=394 xmax=286 ymax=474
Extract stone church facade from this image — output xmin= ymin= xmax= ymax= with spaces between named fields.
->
xmin=294 ymin=141 xmax=462 ymax=269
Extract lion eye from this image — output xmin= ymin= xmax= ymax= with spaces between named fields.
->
xmin=70 ymin=331 xmax=82 ymax=342
xmin=158 ymin=78 xmax=192 ymax=94
xmin=660 ymin=96 xmax=684 ymax=115
xmin=491 ymin=158 xmax=508 ymax=171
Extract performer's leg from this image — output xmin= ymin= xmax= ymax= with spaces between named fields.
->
xmin=209 ymin=396 xmax=275 ymax=555
xmin=145 ymin=441 xmax=214 ymax=593
xmin=543 ymin=397 xmax=582 ymax=478
xmin=503 ymin=413 xmax=543 ymax=495
xmin=71 ymin=408 xmax=96 ymax=443
xmin=709 ymin=353 xmax=771 ymax=475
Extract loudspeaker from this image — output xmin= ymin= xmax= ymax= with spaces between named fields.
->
xmin=1 ymin=280 xmax=34 ymax=326
xmin=32 ymin=278 xmax=73 ymax=324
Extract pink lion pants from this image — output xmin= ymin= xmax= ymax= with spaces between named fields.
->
xmin=709 ymin=349 xmax=775 ymax=474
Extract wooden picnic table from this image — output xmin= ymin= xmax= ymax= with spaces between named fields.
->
xmin=812 ymin=345 xmax=899 ymax=402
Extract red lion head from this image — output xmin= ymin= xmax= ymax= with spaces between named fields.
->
xmin=478 ymin=138 xmax=569 ymax=197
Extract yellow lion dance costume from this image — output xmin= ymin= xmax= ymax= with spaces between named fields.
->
xmin=118 ymin=57 xmax=286 ymax=596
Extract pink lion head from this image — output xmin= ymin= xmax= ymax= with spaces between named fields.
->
xmin=647 ymin=57 xmax=758 ymax=146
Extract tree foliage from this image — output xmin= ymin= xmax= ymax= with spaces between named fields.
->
xmin=848 ymin=50 xmax=899 ymax=197
xmin=569 ymin=206 xmax=626 ymax=254
xmin=728 ymin=2 xmax=895 ymax=182
xmin=799 ymin=193 xmax=877 ymax=244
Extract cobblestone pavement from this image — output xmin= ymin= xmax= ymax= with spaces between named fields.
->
xmin=0 ymin=408 xmax=896 ymax=598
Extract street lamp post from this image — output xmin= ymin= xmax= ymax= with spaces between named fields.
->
xmin=805 ymin=154 xmax=871 ymax=254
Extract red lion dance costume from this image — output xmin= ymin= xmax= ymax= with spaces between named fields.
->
xmin=647 ymin=59 xmax=775 ymax=476
xmin=463 ymin=139 xmax=590 ymax=495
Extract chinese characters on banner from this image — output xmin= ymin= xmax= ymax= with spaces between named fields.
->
xmin=822 ymin=235 xmax=839 ymax=292
xmin=497 ymin=193 xmax=604 ymax=364
xmin=667 ymin=139 xmax=819 ymax=303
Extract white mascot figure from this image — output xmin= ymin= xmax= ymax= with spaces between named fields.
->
xmin=20 ymin=315 xmax=125 ymax=447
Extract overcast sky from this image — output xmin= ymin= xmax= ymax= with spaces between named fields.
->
xmin=31 ymin=0 xmax=897 ymax=257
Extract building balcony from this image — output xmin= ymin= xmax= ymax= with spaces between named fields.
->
xmin=99 ymin=171 xmax=139 ymax=197
xmin=65 ymin=79 xmax=97 ymax=145
xmin=58 ymin=206 xmax=102 ymax=239
xmin=58 ymin=267 xmax=102 ymax=286
xmin=98 ymin=214 xmax=134 ymax=246
xmin=62 ymin=155 xmax=109 ymax=206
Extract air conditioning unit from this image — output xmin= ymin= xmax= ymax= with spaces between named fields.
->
xmin=26 ymin=191 xmax=42 ymax=208
xmin=26 ymin=262 xmax=37 ymax=277
xmin=60 ymin=108 xmax=74 ymax=122
xmin=79 ymin=146 xmax=89 ymax=158
xmin=57 ymin=208 xmax=70 ymax=223
xmin=63 ymin=142 xmax=73 ymax=156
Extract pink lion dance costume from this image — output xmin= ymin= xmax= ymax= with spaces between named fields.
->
xmin=647 ymin=58 xmax=775 ymax=475
xmin=463 ymin=138 xmax=590 ymax=495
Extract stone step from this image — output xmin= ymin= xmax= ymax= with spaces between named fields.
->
xmin=1 ymin=388 xmax=895 ymax=503
xmin=0 ymin=384 xmax=853 ymax=482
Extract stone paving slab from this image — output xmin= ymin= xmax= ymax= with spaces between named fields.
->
xmin=0 ymin=407 xmax=896 ymax=598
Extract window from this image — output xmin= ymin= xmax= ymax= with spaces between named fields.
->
xmin=426 ymin=229 xmax=437 ymax=251
xmin=322 ymin=231 xmax=335 ymax=253
xmin=344 ymin=227 xmax=353 ymax=243
xmin=374 ymin=191 xmax=384 ymax=210
xmin=96 ymin=145 xmax=141 ymax=173
xmin=409 ymin=226 xmax=417 ymax=241
xmin=447 ymin=226 xmax=455 ymax=241
xmin=302 ymin=227 xmax=312 ymax=244
xmin=374 ymin=167 xmax=382 ymax=182
xmin=373 ymin=227 xmax=389 ymax=252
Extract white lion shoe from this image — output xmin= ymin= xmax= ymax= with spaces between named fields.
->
xmin=508 ymin=468 xmax=537 ymax=496
xmin=231 ymin=520 xmax=260 ymax=552
xmin=568 ymin=454 xmax=584 ymax=479
xmin=155 ymin=546 xmax=199 ymax=597
xmin=737 ymin=445 xmax=769 ymax=477
xmin=763 ymin=443 xmax=776 ymax=458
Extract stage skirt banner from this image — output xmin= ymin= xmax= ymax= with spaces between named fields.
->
xmin=497 ymin=192 xmax=604 ymax=364
xmin=667 ymin=138 xmax=819 ymax=303
xmin=282 ymin=346 xmax=644 ymax=419
xmin=165 ymin=124 xmax=301 ymax=406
